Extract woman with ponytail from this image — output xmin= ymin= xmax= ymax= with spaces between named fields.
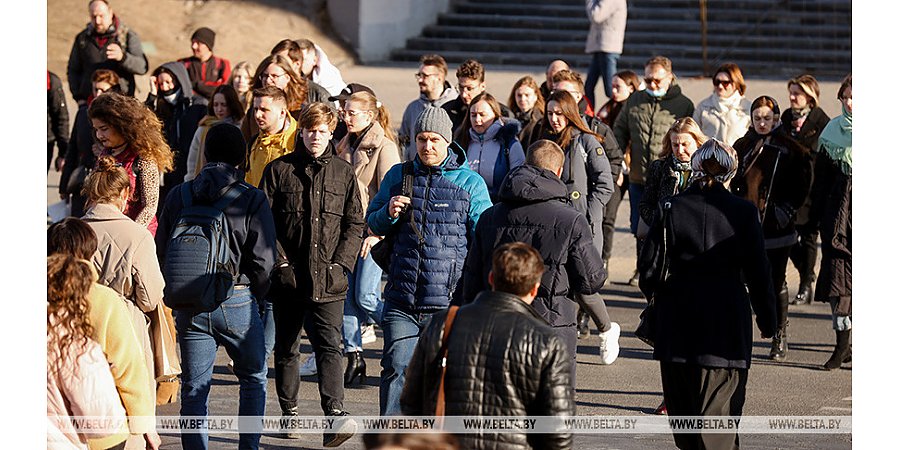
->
xmin=88 ymin=91 xmax=174 ymax=236
xmin=335 ymin=86 xmax=401 ymax=386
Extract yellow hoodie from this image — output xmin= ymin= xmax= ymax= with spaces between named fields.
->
xmin=246 ymin=115 xmax=298 ymax=187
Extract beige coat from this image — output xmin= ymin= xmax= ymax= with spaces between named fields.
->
xmin=337 ymin=121 xmax=401 ymax=211
xmin=82 ymin=203 xmax=163 ymax=393
xmin=585 ymin=0 xmax=628 ymax=54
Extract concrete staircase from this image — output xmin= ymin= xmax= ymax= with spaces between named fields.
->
xmin=390 ymin=0 xmax=851 ymax=78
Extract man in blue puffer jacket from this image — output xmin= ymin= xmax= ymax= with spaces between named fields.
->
xmin=367 ymin=106 xmax=492 ymax=416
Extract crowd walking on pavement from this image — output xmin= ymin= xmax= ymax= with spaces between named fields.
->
xmin=46 ymin=1 xmax=851 ymax=449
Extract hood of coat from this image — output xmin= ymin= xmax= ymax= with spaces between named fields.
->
xmin=192 ymin=162 xmax=244 ymax=203
xmin=497 ymin=163 xmax=569 ymax=204
xmin=414 ymin=141 xmax=469 ymax=173
xmin=420 ymin=81 xmax=459 ymax=106
xmin=154 ymin=61 xmax=200 ymax=104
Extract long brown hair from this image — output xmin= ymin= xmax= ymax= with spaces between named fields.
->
xmin=543 ymin=90 xmax=599 ymax=149
xmin=253 ymin=54 xmax=307 ymax=111
xmin=508 ymin=76 xmax=544 ymax=116
xmin=455 ymin=92 xmax=503 ymax=149
xmin=208 ymin=84 xmax=246 ymax=121
xmin=83 ymin=155 xmax=131 ymax=205
xmin=47 ymin=254 xmax=95 ymax=377
xmin=88 ymin=92 xmax=174 ymax=172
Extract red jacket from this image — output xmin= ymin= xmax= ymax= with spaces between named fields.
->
xmin=178 ymin=55 xmax=231 ymax=99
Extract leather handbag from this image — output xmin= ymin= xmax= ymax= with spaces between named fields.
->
xmin=435 ymin=305 xmax=460 ymax=425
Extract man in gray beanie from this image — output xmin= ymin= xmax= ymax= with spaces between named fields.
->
xmin=366 ymin=106 xmax=492 ymax=415
xmin=178 ymin=26 xmax=232 ymax=99
xmin=156 ymin=121 xmax=278 ymax=450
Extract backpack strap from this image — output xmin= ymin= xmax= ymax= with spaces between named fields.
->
xmin=212 ymin=182 xmax=251 ymax=212
xmin=400 ymin=161 xmax=425 ymax=247
xmin=179 ymin=181 xmax=194 ymax=208
xmin=435 ymin=305 xmax=461 ymax=418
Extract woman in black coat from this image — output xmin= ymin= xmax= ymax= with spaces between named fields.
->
xmin=731 ymin=96 xmax=812 ymax=361
xmin=783 ymin=75 xmax=831 ymax=305
xmin=639 ymin=139 xmax=776 ymax=450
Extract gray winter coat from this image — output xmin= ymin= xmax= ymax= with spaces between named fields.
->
xmin=585 ymin=0 xmax=627 ymax=54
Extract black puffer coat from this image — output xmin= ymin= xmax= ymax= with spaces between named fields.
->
xmin=259 ymin=143 xmax=365 ymax=303
xmin=401 ymin=290 xmax=574 ymax=450
xmin=458 ymin=164 xmax=607 ymax=327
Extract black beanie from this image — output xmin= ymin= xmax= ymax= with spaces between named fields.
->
xmin=191 ymin=27 xmax=216 ymax=51
xmin=204 ymin=123 xmax=245 ymax=167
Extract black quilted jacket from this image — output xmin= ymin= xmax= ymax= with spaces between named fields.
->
xmin=401 ymin=290 xmax=574 ymax=450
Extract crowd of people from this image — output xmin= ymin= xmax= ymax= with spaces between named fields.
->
xmin=47 ymin=1 xmax=852 ymax=449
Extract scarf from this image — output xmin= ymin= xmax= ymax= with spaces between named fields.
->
xmin=714 ymin=90 xmax=745 ymax=113
xmin=790 ymin=106 xmax=811 ymax=134
xmin=818 ymin=105 xmax=852 ymax=176
xmin=671 ymin=158 xmax=693 ymax=192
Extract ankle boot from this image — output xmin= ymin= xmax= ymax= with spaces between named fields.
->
xmin=770 ymin=328 xmax=787 ymax=361
xmin=794 ymin=282 xmax=813 ymax=305
xmin=824 ymin=330 xmax=851 ymax=370
xmin=577 ymin=309 xmax=590 ymax=339
xmin=344 ymin=351 xmax=367 ymax=386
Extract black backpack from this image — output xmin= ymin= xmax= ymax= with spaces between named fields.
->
xmin=162 ymin=181 xmax=249 ymax=312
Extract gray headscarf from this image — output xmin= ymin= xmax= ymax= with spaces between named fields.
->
xmin=690 ymin=139 xmax=738 ymax=184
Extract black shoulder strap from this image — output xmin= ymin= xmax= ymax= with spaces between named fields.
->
xmin=212 ymin=182 xmax=250 ymax=212
xmin=399 ymin=161 xmax=425 ymax=246
xmin=179 ymin=181 xmax=194 ymax=208
xmin=658 ymin=201 xmax=673 ymax=283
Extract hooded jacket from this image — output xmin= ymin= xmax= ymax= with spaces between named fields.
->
xmin=156 ymin=162 xmax=278 ymax=303
xmin=145 ymin=61 xmax=209 ymax=190
xmin=613 ymin=84 xmax=695 ymax=184
xmin=178 ymin=54 xmax=232 ymax=99
xmin=367 ymin=142 xmax=492 ymax=313
xmin=464 ymin=121 xmax=525 ymax=198
xmin=246 ymin=114 xmax=298 ymax=188
xmin=399 ymin=82 xmax=459 ymax=161
xmin=336 ymin=121 xmax=402 ymax=210
xmin=401 ymin=290 xmax=574 ymax=450
xmin=66 ymin=15 xmax=149 ymax=101
xmin=458 ymin=164 xmax=607 ymax=326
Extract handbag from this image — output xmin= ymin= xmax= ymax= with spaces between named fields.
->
xmin=371 ymin=161 xmax=419 ymax=272
xmin=435 ymin=305 xmax=460 ymax=426
xmin=148 ymin=304 xmax=181 ymax=382
xmin=634 ymin=201 xmax=673 ymax=348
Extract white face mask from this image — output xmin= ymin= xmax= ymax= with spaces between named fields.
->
xmin=647 ymin=88 xmax=666 ymax=98
xmin=163 ymin=89 xmax=180 ymax=104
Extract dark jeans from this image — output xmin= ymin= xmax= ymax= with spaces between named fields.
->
xmin=551 ymin=325 xmax=578 ymax=386
xmin=273 ymin=297 xmax=345 ymax=414
xmin=380 ymin=303 xmax=436 ymax=416
xmin=585 ymin=51 xmax=621 ymax=106
xmin=628 ymin=183 xmax=645 ymax=236
xmin=174 ymin=287 xmax=267 ymax=450
xmin=660 ymin=361 xmax=747 ymax=450
xmin=789 ymin=224 xmax=819 ymax=287
xmin=601 ymin=182 xmax=624 ymax=262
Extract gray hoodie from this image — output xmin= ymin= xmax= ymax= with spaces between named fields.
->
xmin=398 ymin=82 xmax=458 ymax=161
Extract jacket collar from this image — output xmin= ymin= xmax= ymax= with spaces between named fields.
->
xmin=82 ymin=202 xmax=130 ymax=221
xmin=413 ymin=141 xmax=468 ymax=173
xmin=471 ymin=290 xmax=550 ymax=325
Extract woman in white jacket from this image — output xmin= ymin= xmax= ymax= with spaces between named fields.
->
xmin=693 ymin=63 xmax=752 ymax=146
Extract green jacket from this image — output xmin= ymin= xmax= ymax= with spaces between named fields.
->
xmin=613 ymin=84 xmax=695 ymax=184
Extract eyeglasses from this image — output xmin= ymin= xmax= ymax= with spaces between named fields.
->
xmin=261 ymin=72 xmax=287 ymax=81
xmin=458 ymin=84 xmax=480 ymax=93
xmin=414 ymin=72 xmax=438 ymax=80
xmin=342 ymin=109 xmax=368 ymax=118
xmin=713 ymin=79 xmax=733 ymax=87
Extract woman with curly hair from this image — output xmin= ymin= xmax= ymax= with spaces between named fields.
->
xmin=47 ymin=253 xmax=127 ymax=449
xmin=89 ymin=91 xmax=173 ymax=236
xmin=241 ymin=54 xmax=313 ymax=142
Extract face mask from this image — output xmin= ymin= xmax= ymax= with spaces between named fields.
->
xmin=162 ymin=88 xmax=180 ymax=104
xmin=647 ymin=88 xmax=667 ymax=98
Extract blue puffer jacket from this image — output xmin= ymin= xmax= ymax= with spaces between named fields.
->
xmin=367 ymin=142 xmax=492 ymax=313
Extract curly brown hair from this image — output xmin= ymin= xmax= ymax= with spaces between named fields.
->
xmin=88 ymin=92 xmax=174 ymax=173
xmin=47 ymin=254 xmax=95 ymax=377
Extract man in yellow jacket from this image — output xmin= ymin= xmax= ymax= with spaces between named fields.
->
xmin=246 ymin=85 xmax=298 ymax=187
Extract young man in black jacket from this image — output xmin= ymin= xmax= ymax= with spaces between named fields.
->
xmin=156 ymin=123 xmax=278 ymax=450
xmin=458 ymin=139 xmax=608 ymax=379
xmin=259 ymin=102 xmax=365 ymax=447
xmin=403 ymin=242 xmax=575 ymax=450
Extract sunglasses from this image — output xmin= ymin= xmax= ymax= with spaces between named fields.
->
xmin=644 ymin=76 xmax=669 ymax=86
xmin=713 ymin=79 xmax=733 ymax=87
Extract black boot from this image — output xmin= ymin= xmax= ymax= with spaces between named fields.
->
xmin=824 ymin=330 xmax=851 ymax=370
xmin=794 ymin=282 xmax=813 ymax=305
xmin=770 ymin=327 xmax=787 ymax=361
xmin=770 ymin=284 xmax=789 ymax=361
xmin=344 ymin=351 xmax=367 ymax=386
xmin=577 ymin=308 xmax=590 ymax=339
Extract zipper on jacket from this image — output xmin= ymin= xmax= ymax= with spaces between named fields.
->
xmin=421 ymin=170 xmax=431 ymax=245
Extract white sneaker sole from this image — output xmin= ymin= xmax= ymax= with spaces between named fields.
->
xmin=598 ymin=322 xmax=621 ymax=365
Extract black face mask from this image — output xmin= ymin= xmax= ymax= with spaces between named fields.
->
xmin=160 ymin=86 xmax=178 ymax=97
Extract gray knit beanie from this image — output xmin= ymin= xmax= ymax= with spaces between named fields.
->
xmin=414 ymin=106 xmax=453 ymax=143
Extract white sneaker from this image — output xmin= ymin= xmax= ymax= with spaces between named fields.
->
xmin=598 ymin=322 xmax=621 ymax=365
xmin=361 ymin=324 xmax=376 ymax=345
xmin=299 ymin=353 xmax=317 ymax=376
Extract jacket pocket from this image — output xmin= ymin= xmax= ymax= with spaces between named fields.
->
xmin=322 ymin=182 xmax=346 ymax=216
xmin=324 ymin=263 xmax=349 ymax=295
xmin=279 ymin=189 xmax=304 ymax=213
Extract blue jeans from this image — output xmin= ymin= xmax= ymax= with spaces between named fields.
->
xmin=343 ymin=255 xmax=384 ymax=352
xmin=174 ymin=287 xmax=267 ymax=450
xmin=379 ymin=303 xmax=436 ymax=415
xmin=628 ymin=183 xmax=645 ymax=236
xmin=261 ymin=299 xmax=275 ymax=363
xmin=585 ymin=51 xmax=620 ymax=106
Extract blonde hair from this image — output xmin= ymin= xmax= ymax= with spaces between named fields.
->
xmin=346 ymin=91 xmax=396 ymax=143
xmin=82 ymin=155 xmax=131 ymax=205
xmin=660 ymin=117 xmax=708 ymax=159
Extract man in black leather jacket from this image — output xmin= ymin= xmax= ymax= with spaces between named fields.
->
xmin=402 ymin=242 xmax=574 ymax=450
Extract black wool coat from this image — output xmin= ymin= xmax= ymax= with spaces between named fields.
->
xmin=639 ymin=183 xmax=777 ymax=369
xmin=457 ymin=164 xmax=607 ymax=327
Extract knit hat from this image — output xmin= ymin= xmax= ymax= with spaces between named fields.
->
xmin=191 ymin=27 xmax=216 ymax=51
xmin=204 ymin=123 xmax=245 ymax=167
xmin=328 ymin=83 xmax=375 ymax=103
xmin=415 ymin=106 xmax=453 ymax=143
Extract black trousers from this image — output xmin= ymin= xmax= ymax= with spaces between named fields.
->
xmin=551 ymin=325 xmax=578 ymax=386
xmin=273 ymin=296 xmax=345 ymax=414
xmin=575 ymin=292 xmax=611 ymax=332
xmin=601 ymin=182 xmax=625 ymax=262
xmin=789 ymin=223 xmax=819 ymax=287
xmin=767 ymin=246 xmax=792 ymax=329
xmin=660 ymin=361 xmax=747 ymax=450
